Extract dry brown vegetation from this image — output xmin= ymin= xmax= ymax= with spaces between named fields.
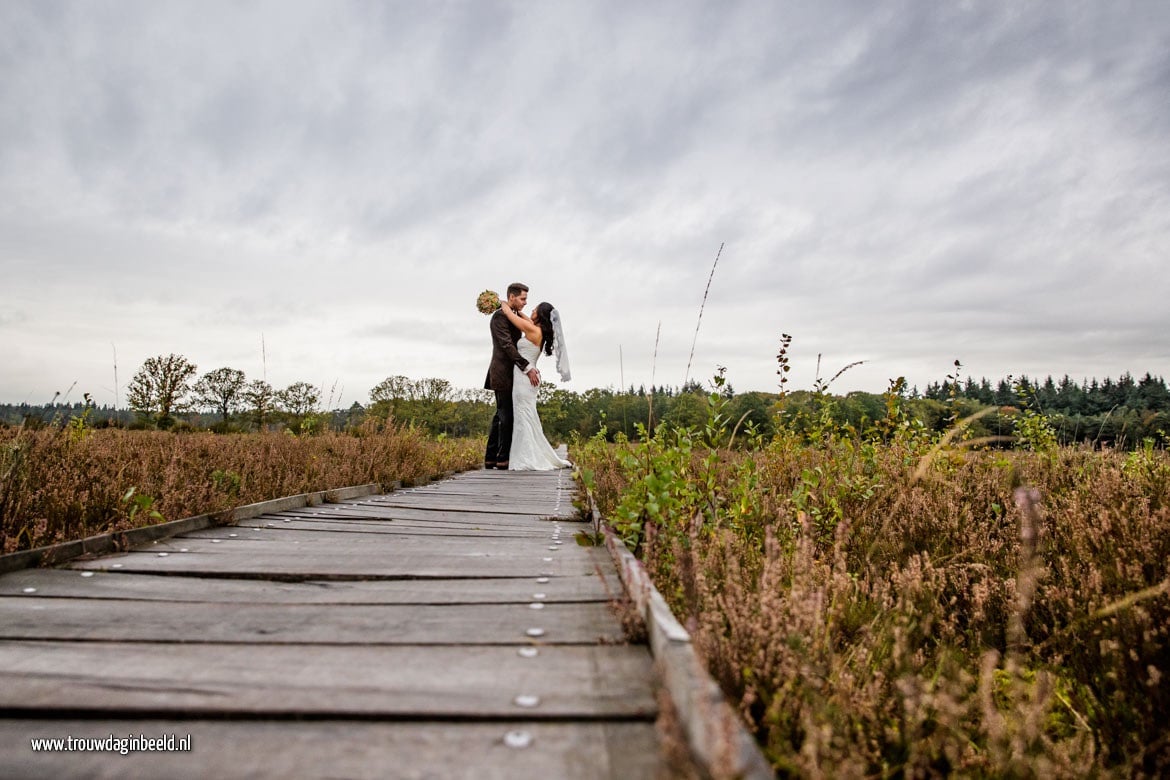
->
xmin=579 ymin=425 xmax=1170 ymax=777
xmin=0 ymin=423 xmax=480 ymax=553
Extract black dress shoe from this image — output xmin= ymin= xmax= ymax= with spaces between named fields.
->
xmin=496 ymin=461 xmax=509 ymax=470
xmin=484 ymin=462 xmax=496 ymax=469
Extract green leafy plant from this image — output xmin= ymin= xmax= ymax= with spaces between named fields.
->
xmin=66 ymin=393 xmax=96 ymax=443
xmin=121 ymin=487 xmax=164 ymax=524
xmin=210 ymin=468 xmax=242 ymax=497
xmin=1011 ymin=377 xmax=1059 ymax=454
xmin=1123 ymin=437 xmax=1170 ymax=508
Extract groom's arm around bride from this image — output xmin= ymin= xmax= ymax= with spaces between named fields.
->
xmin=483 ymin=283 xmax=538 ymax=469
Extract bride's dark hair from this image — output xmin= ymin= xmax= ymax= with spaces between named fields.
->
xmin=534 ymin=302 xmax=555 ymax=357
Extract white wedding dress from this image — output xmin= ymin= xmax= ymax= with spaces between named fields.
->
xmin=509 ymin=336 xmax=572 ymax=471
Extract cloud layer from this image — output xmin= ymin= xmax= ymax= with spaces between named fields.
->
xmin=2 ymin=1 xmax=1168 ymax=406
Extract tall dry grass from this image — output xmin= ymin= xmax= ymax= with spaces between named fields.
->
xmin=579 ymin=433 xmax=1170 ymax=777
xmin=0 ymin=423 xmax=481 ymax=554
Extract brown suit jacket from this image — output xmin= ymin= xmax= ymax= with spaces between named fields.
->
xmin=484 ymin=308 xmax=530 ymax=391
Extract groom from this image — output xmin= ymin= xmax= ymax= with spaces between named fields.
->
xmin=484 ymin=282 xmax=540 ymax=470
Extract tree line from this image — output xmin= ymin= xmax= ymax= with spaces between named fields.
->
xmin=3 ymin=354 xmax=328 ymax=434
xmin=914 ymin=369 xmax=1170 ymax=448
xmin=922 ymin=371 xmax=1170 ymax=416
xmin=3 ymin=353 xmax=1167 ymax=449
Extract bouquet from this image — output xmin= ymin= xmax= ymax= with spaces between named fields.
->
xmin=476 ymin=289 xmax=502 ymax=315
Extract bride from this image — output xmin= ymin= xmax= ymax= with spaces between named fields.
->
xmin=499 ymin=301 xmax=572 ymax=470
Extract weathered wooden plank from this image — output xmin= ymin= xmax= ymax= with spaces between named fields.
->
xmin=0 ymin=642 xmax=656 ymax=718
xmin=448 ymin=469 xmax=573 ymax=481
xmin=389 ymin=487 xmax=568 ymax=497
xmin=382 ymin=477 xmax=568 ymax=488
xmin=0 ymin=598 xmax=629 ymax=645
xmin=276 ymin=504 xmax=572 ymax=524
xmin=273 ymin=506 xmax=571 ymax=527
xmin=140 ymin=533 xmax=578 ymax=555
xmin=1 ymin=570 xmax=616 ymax=604
xmin=373 ymin=499 xmax=578 ymax=517
xmin=66 ymin=546 xmax=613 ymax=579
xmin=372 ymin=484 xmax=578 ymax=512
xmin=398 ymin=485 xmax=567 ymax=505
xmin=0 ymin=720 xmax=661 ymax=780
xmin=382 ymin=488 xmax=574 ymax=502
xmin=234 ymin=517 xmax=547 ymax=538
xmin=209 ymin=520 xmax=555 ymax=540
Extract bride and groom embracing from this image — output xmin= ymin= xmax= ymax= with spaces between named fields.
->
xmin=483 ymin=282 xmax=572 ymax=471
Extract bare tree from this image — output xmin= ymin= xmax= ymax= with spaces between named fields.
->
xmin=415 ymin=378 xmax=452 ymax=404
xmin=370 ymin=375 xmax=416 ymax=403
xmin=242 ymin=379 xmax=276 ymax=431
xmin=193 ymin=367 xmax=247 ymax=425
xmin=369 ymin=375 xmax=415 ymax=421
xmin=277 ymin=382 xmax=320 ymax=433
xmin=126 ymin=354 xmax=197 ymax=429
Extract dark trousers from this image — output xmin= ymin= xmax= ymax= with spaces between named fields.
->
xmin=485 ymin=388 xmax=513 ymax=465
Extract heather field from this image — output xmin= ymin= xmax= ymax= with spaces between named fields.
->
xmin=4 ymin=386 xmax=1168 ymax=777
xmin=0 ymin=424 xmax=480 ymax=554
xmin=577 ymin=392 xmax=1170 ymax=777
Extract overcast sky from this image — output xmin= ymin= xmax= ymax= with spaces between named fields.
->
xmin=2 ymin=1 xmax=1168 ymax=409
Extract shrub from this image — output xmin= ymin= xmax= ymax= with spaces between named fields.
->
xmin=578 ymin=419 xmax=1170 ymax=775
xmin=0 ymin=425 xmax=480 ymax=553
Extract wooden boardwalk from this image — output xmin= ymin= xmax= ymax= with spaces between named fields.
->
xmin=0 ymin=466 xmax=668 ymax=778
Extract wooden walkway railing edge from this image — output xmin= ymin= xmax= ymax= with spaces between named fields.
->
xmin=585 ymin=486 xmax=775 ymax=780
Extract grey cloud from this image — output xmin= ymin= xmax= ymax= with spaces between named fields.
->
xmin=0 ymin=309 xmax=27 ymax=329
xmin=1 ymin=1 xmax=1168 ymax=402
xmin=351 ymin=315 xmax=435 ymax=342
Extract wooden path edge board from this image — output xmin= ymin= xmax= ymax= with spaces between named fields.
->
xmin=586 ymin=486 xmax=776 ymax=780
xmin=0 ymin=470 xmax=465 ymax=576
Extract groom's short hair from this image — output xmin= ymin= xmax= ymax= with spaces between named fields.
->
xmin=507 ymin=282 xmax=529 ymax=298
